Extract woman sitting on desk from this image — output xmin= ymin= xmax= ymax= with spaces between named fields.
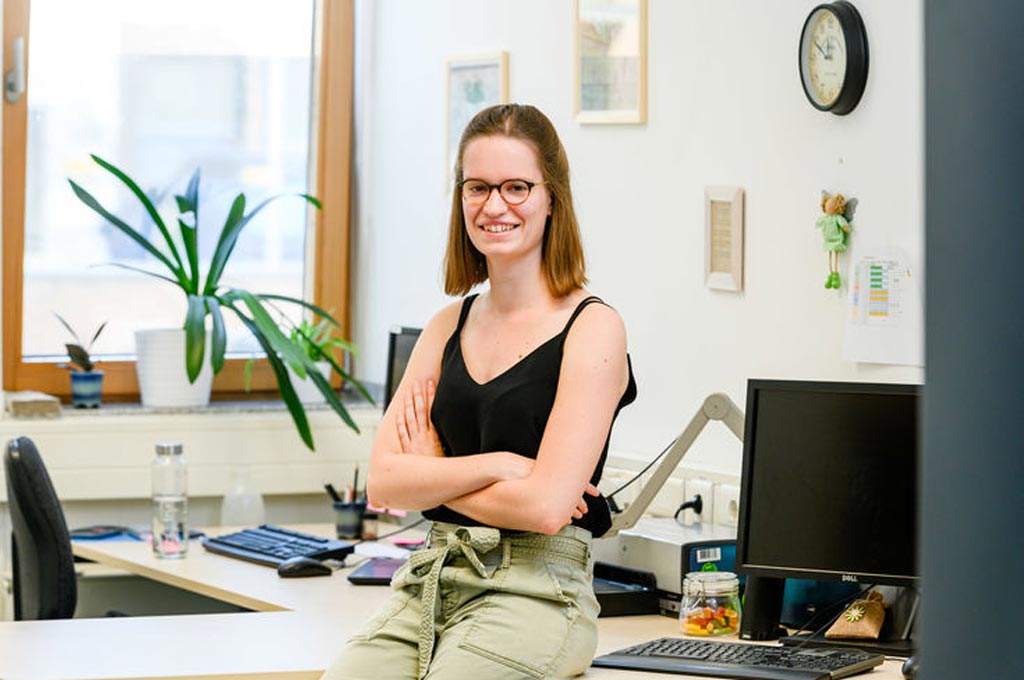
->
xmin=321 ymin=103 xmax=636 ymax=680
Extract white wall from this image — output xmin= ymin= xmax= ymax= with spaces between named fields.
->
xmin=350 ymin=0 xmax=925 ymax=477
xmin=0 ymin=0 xmax=925 ymax=482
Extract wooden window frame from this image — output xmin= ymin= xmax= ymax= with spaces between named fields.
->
xmin=2 ymin=0 xmax=353 ymax=401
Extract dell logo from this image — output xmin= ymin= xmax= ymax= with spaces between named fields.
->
xmin=841 ymin=574 xmax=859 ymax=583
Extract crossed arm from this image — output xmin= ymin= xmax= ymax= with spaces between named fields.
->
xmin=365 ymin=301 xmax=629 ymax=535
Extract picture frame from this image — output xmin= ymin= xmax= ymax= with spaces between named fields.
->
xmin=446 ymin=52 xmax=509 ymax=188
xmin=575 ymin=0 xmax=647 ymax=124
xmin=704 ymin=186 xmax=745 ymax=292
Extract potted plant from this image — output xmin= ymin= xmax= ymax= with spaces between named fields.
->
xmin=54 ymin=313 xmax=108 ymax=408
xmin=68 ymin=155 xmax=371 ymax=450
xmin=286 ymin=315 xmax=355 ymax=405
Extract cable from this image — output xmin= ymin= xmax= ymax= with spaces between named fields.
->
xmin=358 ymin=517 xmax=428 ymax=542
xmin=788 ymin=582 xmax=877 ymax=650
xmin=606 ymin=435 xmax=679 ymax=505
xmin=673 ymin=494 xmax=704 ymax=523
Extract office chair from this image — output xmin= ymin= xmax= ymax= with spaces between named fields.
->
xmin=4 ymin=436 xmax=77 ymax=620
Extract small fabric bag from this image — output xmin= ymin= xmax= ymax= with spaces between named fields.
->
xmin=825 ymin=590 xmax=886 ymax=640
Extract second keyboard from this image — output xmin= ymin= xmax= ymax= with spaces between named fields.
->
xmin=201 ymin=525 xmax=354 ymax=567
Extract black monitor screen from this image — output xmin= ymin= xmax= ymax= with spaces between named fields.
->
xmin=736 ymin=380 xmax=920 ymax=586
xmin=383 ymin=326 xmax=421 ymax=412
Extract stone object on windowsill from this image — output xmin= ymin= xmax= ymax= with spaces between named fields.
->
xmin=5 ymin=390 xmax=62 ymax=418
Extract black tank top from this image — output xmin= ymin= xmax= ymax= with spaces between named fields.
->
xmin=424 ymin=294 xmax=637 ymax=536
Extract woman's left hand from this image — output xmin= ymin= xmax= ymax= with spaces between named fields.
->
xmin=396 ymin=380 xmax=445 ymax=457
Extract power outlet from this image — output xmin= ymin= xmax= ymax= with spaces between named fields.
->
xmin=714 ymin=483 xmax=741 ymax=527
xmin=648 ymin=477 xmax=684 ymax=518
xmin=681 ymin=478 xmax=714 ymax=526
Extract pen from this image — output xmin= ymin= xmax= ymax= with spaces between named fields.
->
xmin=324 ymin=481 xmax=342 ymax=503
xmin=352 ymin=464 xmax=360 ymax=501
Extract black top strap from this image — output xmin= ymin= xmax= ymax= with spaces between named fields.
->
xmin=459 ymin=293 xmax=603 ymax=338
xmin=561 ymin=295 xmax=605 ymax=335
xmin=456 ymin=294 xmax=480 ymax=334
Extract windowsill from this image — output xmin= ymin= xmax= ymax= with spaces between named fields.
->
xmin=0 ymin=385 xmax=383 ymax=503
xmin=3 ymin=383 xmax=384 ymax=420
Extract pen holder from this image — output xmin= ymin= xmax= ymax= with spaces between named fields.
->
xmin=333 ymin=500 xmax=367 ymax=539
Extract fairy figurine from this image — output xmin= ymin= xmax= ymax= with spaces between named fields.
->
xmin=816 ymin=191 xmax=856 ymax=289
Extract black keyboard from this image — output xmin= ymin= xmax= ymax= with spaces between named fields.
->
xmin=201 ymin=525 xmax=354 ymax=567
xmin=591 ymin=637 xmax=885 ymax=680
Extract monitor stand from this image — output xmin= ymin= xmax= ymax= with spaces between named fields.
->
xmin=780 ymin=587 xmax=918 ymax=656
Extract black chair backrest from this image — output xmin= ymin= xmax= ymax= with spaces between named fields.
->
xmin=4 ymin=436 xmax=77 ymax=620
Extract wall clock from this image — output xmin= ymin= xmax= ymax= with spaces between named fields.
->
xmin=798 ymin=1 xmax=869 ymax=115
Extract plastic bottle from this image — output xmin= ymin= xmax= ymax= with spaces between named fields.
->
xmin=220 ymin=467 xmax=265 ymax=527
xmin=151 ymin=442 xmax=189 ymax=558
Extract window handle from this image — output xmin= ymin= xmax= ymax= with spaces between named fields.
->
xmin=5 ymin=36 xmax=25 ymax=104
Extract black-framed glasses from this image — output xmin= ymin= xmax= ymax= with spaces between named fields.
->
xmin=459 ymin=178 xmax=548 ymax=206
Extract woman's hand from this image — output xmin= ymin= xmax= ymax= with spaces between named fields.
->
xmin=395 ymin=380 xmax=444 ymax=457
xmin=570 ymin=483 xmax=601 ymax=520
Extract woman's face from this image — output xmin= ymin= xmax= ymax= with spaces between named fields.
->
xmin=461 ymin=135 xmax=551 ymax=265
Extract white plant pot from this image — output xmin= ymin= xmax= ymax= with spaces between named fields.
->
xmin=287 ymin=360 xmax=332 ymax=405
xmin=135 ymin=328 xmax=214 ymax=408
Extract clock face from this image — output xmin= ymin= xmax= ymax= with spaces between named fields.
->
xmin=805 ymin=9 xmax=847 ymax=106
xmin=799 ymin=1 xmax=868 ymax=115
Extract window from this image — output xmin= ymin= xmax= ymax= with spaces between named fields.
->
xmin=2 ymin=0 xmax=353 ymax=399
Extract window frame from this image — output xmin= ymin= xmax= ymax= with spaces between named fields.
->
xmin=2 ymin=0 xmax=353 ymax=401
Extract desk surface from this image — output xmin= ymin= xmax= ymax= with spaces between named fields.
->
xmin=0 ymin=524 xmax=908 ymax=680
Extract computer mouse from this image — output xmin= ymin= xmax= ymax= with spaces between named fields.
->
xmin=276 ymin=556 xmax=333 ymax=578
xmin=901 ymin=654 xmax=919 ymax=679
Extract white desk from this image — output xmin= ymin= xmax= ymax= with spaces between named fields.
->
xmin=0 ymin=525 xmax=908 ymax=679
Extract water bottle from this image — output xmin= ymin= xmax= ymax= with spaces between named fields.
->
xmin=151 ymin=442 xmax=188 ymax=558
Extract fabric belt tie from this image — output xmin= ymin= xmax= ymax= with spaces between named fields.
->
xmin=404 ymin=526 xmax=502 ymax=679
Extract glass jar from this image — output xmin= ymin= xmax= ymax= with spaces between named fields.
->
xmin=680 ymin=571 xmax=741 ymax=636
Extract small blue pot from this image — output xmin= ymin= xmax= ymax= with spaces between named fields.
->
xmin=70 ymin=370 xmax=104 ymax=408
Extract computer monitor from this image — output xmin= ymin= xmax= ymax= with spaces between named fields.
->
xmin=383 ymin=326 xmax=421 ymax=412
xmin=735 ymin=379 xmax=920 ymax=651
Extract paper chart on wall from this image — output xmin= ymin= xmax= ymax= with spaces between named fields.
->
xmin=842 ymin=249 xmax=923 ymax=366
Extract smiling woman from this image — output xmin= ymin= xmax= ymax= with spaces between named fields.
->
xmin=320 ymin=103 xmax=637 ymax=680
xmin=2 ymin=0 xmax=355 ymax=402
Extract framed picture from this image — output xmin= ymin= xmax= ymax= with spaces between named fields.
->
xmin=575 ymin=0 xmax=647 ymax=124
xmin=446 ymin=52 xmax=509 ymax=187
xmin=704 ymin=186 xmax=745 ymax=292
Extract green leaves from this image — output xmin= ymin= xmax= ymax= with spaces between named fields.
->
xmin=204 ymin=192 xmax=320 ymax=295
xmin=184 ymin=295 xmax=208 ymax=383
xmin=68 ymin=155 xmax=367 ymax=451
xmin=88 ymin=155 xmax=187 ymax=281
xmin=68 ymin=179 xmax=189 ymax=290
xmin=207 ymin=298 xmax=227 ymax=374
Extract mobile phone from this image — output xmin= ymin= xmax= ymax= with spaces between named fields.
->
xmin=347 ymin=556 xmax=406 ymax=585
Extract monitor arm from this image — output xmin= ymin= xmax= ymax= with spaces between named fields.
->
xmin=605 ymin=392 xmax=745 ymax=537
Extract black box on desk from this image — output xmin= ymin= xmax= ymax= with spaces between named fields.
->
xmin=593 ymin=562 xmax=659 ymax=617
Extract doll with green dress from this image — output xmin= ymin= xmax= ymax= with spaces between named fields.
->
xmin=816 ymin=191 xmax=856 ymax=289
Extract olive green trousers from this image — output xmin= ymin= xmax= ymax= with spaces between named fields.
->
xmin=320 ymin=522 xmax=599 ymax=680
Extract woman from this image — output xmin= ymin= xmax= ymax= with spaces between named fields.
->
xmin=322 ymin=103 xmax=636 ymax=680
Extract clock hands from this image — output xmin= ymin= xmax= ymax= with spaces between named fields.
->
xmin=814 ymin=40 xmax=828 ymax=58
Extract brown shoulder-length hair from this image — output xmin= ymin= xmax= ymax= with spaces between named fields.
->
xmin=443 ymin=103 xmax=587 ymax=298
